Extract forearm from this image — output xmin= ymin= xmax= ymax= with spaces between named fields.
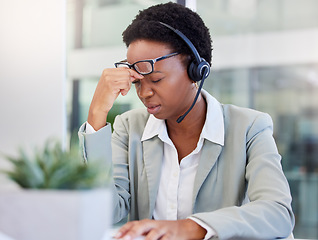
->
xmin=191 ymin=199 xmax=294 ymax=240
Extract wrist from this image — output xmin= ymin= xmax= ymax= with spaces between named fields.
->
xmin=180 ymin=219 xmax=207 ymax=240
xmin=87 ymin=108 xmax=108 ymax=131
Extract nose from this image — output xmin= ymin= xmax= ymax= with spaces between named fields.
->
xmin=136 ymin=80 xmax=154 ymax=99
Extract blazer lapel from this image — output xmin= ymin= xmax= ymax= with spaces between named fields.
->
xmin=192 ymin=140 xmax=222 ymax=209
xmin=142 ymin=136 xmax=164 ymax=218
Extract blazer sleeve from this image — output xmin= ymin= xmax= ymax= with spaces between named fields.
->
xmin=190 ymin=113 xmax=295 ymax=239
xmin=78 ymin=122 xmax=112 ymax=163
xmin=78 ymin=122 xmax=131 ymax=223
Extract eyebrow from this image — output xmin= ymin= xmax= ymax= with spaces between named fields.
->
xmin=152 ymin=70 xmax=163 ymax=74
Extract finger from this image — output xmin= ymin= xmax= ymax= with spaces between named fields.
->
xmin=119 ymin=82 xmax=131 ymax=96
xmin=159 ymin=233 xmax=173 ymax=240
xmin=117 ymin=220 xmax=153 ymax=240
xmin=127 ymin=69 xmax=143 ymax=82
xmin=120 ymin=89 xmax=129 ymax=96
xmin=109 ymin=77 xmax=131 ymax=96
xmin=113 ymin=81 xmax=131 ymax=96
xmin=144 ymin=228 xmax=165 ymax=240
xmin=101 ymin=68 xmax=132 ymax=83
xmin=114 ymin=222 xmax=134 ymax=239
xmin=120 ymin=70 xmax=132 ymax=96
xmin=115 ymin=221 xmax=146 ymax=239
xmin=110 ymin=70 xmax=135 ymax=96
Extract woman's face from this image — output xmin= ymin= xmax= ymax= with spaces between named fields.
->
xmin=127 ymin=39 xmax=196 ymax=121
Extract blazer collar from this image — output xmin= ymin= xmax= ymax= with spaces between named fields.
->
xmin=192 ymin=141 xmax=223 ymax=209
xmin=141 ymin=89 xmax=225 ymax=146
xmin=142 ymin=136 xmax=164 ymax=218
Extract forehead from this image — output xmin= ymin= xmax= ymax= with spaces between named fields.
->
xmin=126 ymin=40 xmax=173 ymax=62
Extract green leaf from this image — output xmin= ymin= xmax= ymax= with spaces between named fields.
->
xmin=1 ymin=140 xmax=111 ymax=190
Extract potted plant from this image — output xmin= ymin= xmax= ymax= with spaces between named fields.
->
xmin=0 ymin=140 xmax=112 ymax=240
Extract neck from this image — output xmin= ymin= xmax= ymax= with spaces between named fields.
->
xmin=166 ymin=93 xmax=207 ymax=134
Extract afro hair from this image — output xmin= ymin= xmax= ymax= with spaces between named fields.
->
xmin=122 ymin=2 xmax=212 ymax=66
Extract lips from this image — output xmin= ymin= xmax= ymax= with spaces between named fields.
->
xmin=145 ymin=104 xmax=161 ymax=115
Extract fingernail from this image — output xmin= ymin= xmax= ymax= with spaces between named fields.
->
xmin=118 ymin=235 xmax=130 ymax=240
xmin=122 ymin=236 xmax=131 ymax=240
xmin=114 ymin=231 xmax=122 ymax=238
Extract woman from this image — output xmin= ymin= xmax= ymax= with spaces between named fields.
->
xmin=78 ymin=2 xmax=294 ymax=240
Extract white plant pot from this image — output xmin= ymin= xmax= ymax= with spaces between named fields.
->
xmin=0 ymin=189 xmax=112 ymax=240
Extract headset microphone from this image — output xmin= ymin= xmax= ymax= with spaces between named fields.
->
xmin=159 ymin=22 xmax=211 ymax=123
xmin=176 ymin=68 xmax=208 ymax=123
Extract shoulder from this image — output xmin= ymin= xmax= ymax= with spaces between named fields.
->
xmin=222 ymin=104 xmax=272 ymax=124
xmin=113 ymin=108 xmax=150 ymax=134
xmin=222 ymin=104 xmax=274 ymax=140
xmin=203 ymin=89 xmax=272 ymax=127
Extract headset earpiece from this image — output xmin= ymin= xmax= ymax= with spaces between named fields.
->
xmin=188 ymin=58 xmax=210 ymax=82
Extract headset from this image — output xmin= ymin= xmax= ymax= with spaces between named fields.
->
xmin=159 ymin=22 xmax=211 ymax=123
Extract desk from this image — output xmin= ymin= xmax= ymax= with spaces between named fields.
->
xmin=0 ymin=230 xmax=144 ymax=240
xmin=0 ymin=230 xmax=301 ymax=240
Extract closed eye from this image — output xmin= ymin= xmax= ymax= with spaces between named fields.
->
xmin=132 ymin=77 xmax=163 ymax=84
xmin=152 ymin=78 xmax=163 ymax=83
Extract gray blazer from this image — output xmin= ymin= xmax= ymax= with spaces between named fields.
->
xmin=78 ymin=98 xmax=294 ymax=239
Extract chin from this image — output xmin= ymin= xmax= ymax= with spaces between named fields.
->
xmin=152 ymin=114 xmax=164 ymax=120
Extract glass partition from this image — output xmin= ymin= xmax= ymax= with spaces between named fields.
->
xmin=198 ymin=0 xmax=318 ymax=36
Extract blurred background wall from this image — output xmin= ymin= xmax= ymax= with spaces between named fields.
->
xmin=0 ymin=0 xmax=66 ymax=188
